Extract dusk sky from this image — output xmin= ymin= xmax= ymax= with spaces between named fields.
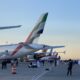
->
xmin=0 ymin=0 xmax=80 ymax=59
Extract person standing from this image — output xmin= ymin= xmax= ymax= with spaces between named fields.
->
xmin=2 ymin=60 xmax=7 ymax=69
xmin=37 ymin=60 xmax=40 ymax=67
xmin=67 ymin=59 xmax=73 ymax=76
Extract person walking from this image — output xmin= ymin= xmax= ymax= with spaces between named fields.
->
xmin=67 ymin=59 xmax=73 ymax=76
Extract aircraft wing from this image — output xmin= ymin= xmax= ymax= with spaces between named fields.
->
xmin=23 ymin=43 xmax=65 ymax=50
xmin=0 ymin=25 xmax=21 ymax=30
xmin=0 ymin=44 xmax=17 ymax=47
xmin=46 ymin=45 xmax=65 ymax=49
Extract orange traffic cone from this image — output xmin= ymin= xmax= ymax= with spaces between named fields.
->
xmin=11 ymin=64 xmax=16 ymax=74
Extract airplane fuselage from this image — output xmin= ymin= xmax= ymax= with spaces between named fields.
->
xmin=0 ymin=43 xmax=46 ymax=59
xmin=0 ymin=44 xmax=35 ymax=59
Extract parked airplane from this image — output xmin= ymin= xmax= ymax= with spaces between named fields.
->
xmin=40 ymin=51 xmax=65 ymax=61
xmin=0 ymin=12 xmax=64 ymax=60
xmin=0 ymin=25 xmax=21 ymax=30
xmin=25 ymin=48 xmax=65 ymax=61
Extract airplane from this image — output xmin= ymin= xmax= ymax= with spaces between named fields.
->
xmin=24 ymin=48 xmax=65 ymax=61
xmin=0 ymin=25 xmax=21 ymax=30
xmin=0 ymin=12 xmax=64 ymax=61
xmin=40 ymin=51 xmax=65 ymax=61
xmin=39 ymin=50 xmax=65 ymax=61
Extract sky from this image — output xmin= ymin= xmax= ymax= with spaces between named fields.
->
xmin=0 ymin=0 xmax=80 ymax=60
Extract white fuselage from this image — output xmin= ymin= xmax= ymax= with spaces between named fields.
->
xmin=0 ymin=43 xmax=45 ymax=60
xmin=0 ymin=44 xmax=34 ymax=59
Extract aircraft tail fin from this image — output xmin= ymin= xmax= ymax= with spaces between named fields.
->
xmin=25 ymin=12 xmax=48 ymax=44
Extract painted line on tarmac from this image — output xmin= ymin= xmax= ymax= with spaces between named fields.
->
xmin=32 ymin=65 xmax=54 ymax=80
xmin=32 ymin=70 xmax=48 ymax=80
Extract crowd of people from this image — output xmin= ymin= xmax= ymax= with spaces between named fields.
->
xmin=1 ymin=59 xmax=18 ymax=70
xmin=0 ymin=57 xmax=80 ymax=76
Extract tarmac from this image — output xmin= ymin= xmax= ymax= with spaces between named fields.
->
xmin=0 ymin=61 xmax=80 ymax=80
